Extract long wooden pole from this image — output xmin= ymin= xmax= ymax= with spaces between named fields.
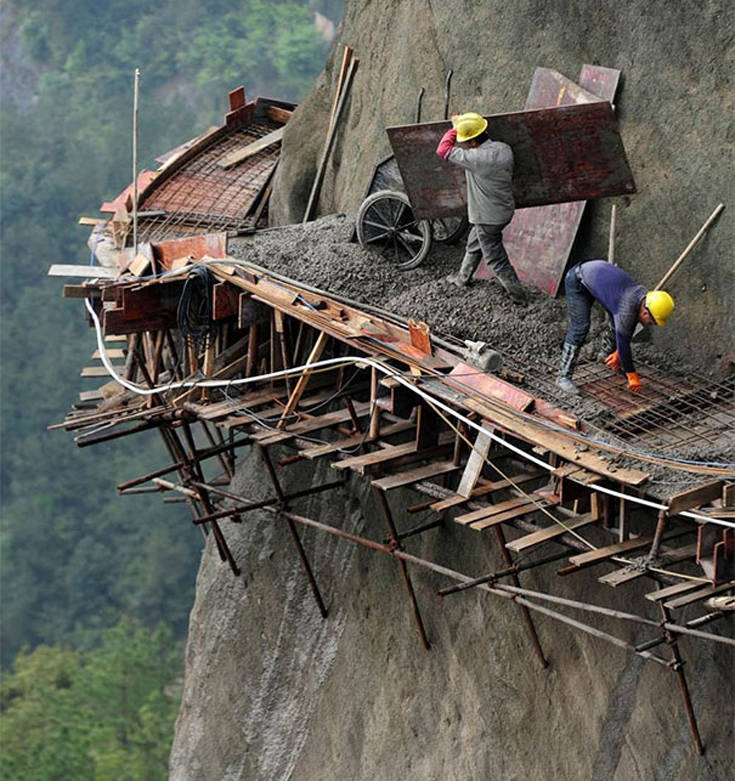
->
xmin=655 ymin=203 xmax=724 ymax=290
xmin=132 ymin=68 xmax=140 ymax=255
xmin=303 ymin=57 xmax=359 ymax=223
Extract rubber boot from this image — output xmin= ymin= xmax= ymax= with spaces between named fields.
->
xmin=556 ymin=341 xmax=581 ymax=394
xmin=496 ymin=270 xmax=528 ymax=305
xmin=447 ymin=253 xmax=481 ymax=288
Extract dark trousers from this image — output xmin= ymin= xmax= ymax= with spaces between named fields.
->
xmin=461 ymin=222 xmax=514 ymax=278
xmin=564 ymin=264 xmax=594 ymax=346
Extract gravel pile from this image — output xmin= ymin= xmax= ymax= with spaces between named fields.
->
xmin=228 ymin=214 xmax=734 ymax=495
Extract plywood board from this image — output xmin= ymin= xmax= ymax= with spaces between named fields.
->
xmin=476 ymin=66 xmax=621 ymax=294
xmin=386 ymin=101 xmax=635 ymax=219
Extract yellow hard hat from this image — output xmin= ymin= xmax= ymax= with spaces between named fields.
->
xmin=645 ymin=290 xmax=675 ymax=325
xmin=454 ymin=112 xmax=488 ymax=143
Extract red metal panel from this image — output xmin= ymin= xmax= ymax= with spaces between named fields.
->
xmin=476 ymin=66 xmax=621 ymax=294
xmin=386 ymin=101 xmax=636 ymax=218
xmin=448 ymin=362 xmax=534 ymax=411
xmin=151 ymin=232 xmax=227 ymax=271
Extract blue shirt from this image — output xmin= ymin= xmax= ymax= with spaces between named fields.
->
xmin=579 ymin=260 xmax=646 ymax=373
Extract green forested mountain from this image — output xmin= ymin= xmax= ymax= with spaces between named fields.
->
xmin=0 ymin=0 xmax=340 ymax=772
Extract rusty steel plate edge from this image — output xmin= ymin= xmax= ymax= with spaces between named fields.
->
xmin=386 ymin=101 xmax=636 ymax=220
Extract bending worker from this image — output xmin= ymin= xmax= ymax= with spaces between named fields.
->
xmin=436 ymin=112 xmax=527 ymax=304
xmin=557 ymin=260 xmax=675 ymax=394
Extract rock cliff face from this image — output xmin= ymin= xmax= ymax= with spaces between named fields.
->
xmin=170 ymin=3 xmax=734 ymax=779
xmin=270 ymin=0 xmax=733 ymax=367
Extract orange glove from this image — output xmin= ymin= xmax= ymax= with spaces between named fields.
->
xmin=604 ymin=350 xmax=621 ymax=371
xmin=626 ymin=372 xmax=642 ymax=393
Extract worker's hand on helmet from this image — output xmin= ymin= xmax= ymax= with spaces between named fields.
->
xmin=626 ymin=372 xmax=642 ymax=393
xmin=604 ymin=350 xmax=621 ymax=372
xmin=450 ymin=114 xmax=461 ymax=127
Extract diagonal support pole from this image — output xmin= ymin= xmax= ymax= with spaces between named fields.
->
xmin=659 ymin=601 xmax=704 ymax=754
xmin=373 ymin=486 xmax=430 ymax=650
xmin=493 ymin=524 xmax=548 ymax=668
xmin=259 ymin=444 xmax=328 ymax=617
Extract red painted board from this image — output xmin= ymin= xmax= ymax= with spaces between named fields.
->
xmin=448 ymin=362 xmax=534 ymax=411
xmin=100 ymin=170 xmax=157 ymax=214
xmin=476 ymin=66 xmax=621 ymax=295
xmin=151 ymin=232 xmax=227 ymax=271
xmin=386 ymin=101 xmax=635 ymax=219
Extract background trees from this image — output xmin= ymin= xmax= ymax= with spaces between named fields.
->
xmin=0 ymin=0 xmax=341 ymax=771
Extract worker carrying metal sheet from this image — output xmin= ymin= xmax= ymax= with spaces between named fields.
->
xmin=557 ymin=260 xmax=675 ymax=394
xmin=436 ymin=112 xmax=527 ymax=304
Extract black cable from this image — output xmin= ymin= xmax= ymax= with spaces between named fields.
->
xmin=177 ymin=266 xmax=214 ymax=353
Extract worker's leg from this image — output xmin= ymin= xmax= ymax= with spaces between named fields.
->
xmin=476 ymin=223 xmax=527 ymax=305
xmin=557 ymin=265 xmax=593 ymax=393
xmin=448 ymin=226 xmax=483 ymax=287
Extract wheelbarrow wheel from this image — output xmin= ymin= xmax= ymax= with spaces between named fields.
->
xmin=431 ymin=215 xmax=468 ymax=244
xmin=356 ymin=190 xmax=432 ymax=270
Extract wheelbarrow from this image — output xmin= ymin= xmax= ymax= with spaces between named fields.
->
xmin=355 ymin=73 xmax=468 ymax=270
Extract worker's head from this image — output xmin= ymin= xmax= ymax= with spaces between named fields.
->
xmin=454 ymin=112 xmax=488 ymax=145
xmin=639 ymin=290 xmax=675 ymax=326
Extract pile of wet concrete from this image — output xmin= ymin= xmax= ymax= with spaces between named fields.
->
xmin=228 ymin=214 xmax=734 ymax=493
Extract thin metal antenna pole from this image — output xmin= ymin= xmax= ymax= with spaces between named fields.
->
xmin=133 ymin=68 xmax=140 ymax=255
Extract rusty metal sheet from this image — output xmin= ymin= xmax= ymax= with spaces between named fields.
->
xmin=151 ymin=232 xmax=227 ymax=271
xmin=476 ymin=66 xmax=622 ymax=294
xmin=386 ymin=101 xmax=635 ymax=219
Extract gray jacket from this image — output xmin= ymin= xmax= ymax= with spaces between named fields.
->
xmin=447 ymin=139 xmax=515 ymax=225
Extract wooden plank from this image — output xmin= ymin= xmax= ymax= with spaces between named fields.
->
xmin=267 ymin=105 xmax=293 ymax=124
xmin=664 ymin=582 xmax=734 ymax=610
xmin=298 ymin=420 xmax=414 ymax=460
xmin=464 ymin=397 xmax=649 ymax=487
xmin=598 ymin=543 xmax=698 ymax=587
xmin=103 ymin=306 xmax=178 ymax=335
xmin=217 ymin=127 xmax=284 ymax=169
xmin=187 ymin=389 xmax=282 ymax=420
xmin=332 ymin=442 xmax=417 ymax=472
xmin=63 ymin=284 xmax=100 ymax=298
xmin=456 ymin=428 xmax=493 ymax=497
xmin=81 ymin=366 xmax=125 ymax=377
xmin=371 ymin=460 xmax=461 ymax=491
xmin=667 ymin=480 xmax=723 ymax=516
xmin=49 ymin=264 xmax=119 ymax=279
xmin=455 ymin=496 xmax=533 ymax=526
xmin=429 ymin=470 xmax=545 ymax=512
xmin=253 ymin=401 xmax=371 ymax=446
xmin=472 ymin=501 xmax=544 ymax=531
xmin=79 ymin=389 xmax=105 ymax=402
xmin=567 ymin=529 xmax=687 ymax=568
xmin=93 ymin=348 xmax=125 ymax=360
xmin=645 ymin=581 xmax=702 ymax=603
xmin=506 ymin=513 xmax=596 ymax=553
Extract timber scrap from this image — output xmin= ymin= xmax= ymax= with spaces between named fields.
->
xmin=51 ymin=248 xmax=734 ymax=753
